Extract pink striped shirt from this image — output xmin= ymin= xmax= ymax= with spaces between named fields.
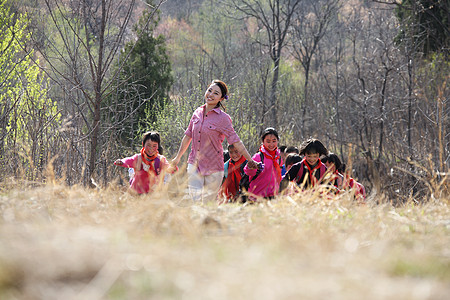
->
xmin=185 ymin=104 xmax=240 ymax=175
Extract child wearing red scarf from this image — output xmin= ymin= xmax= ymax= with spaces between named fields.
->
xmin=322 ymin=153 xmax=366 ymax=202
xmin=219 ymin=144 xmax=247 ymax=203
xmin=114 ymin=131 xmax=176 ymax=194
xmin=243 ymin=127 xmax=283 ymax=201
xmin=280 ymin=138 xmax=328 ymax=192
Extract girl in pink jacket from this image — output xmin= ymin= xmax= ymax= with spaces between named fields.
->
xmin=244 ymin=127 xmax=283 ymax=201
xmin=114 ymin=131 xmax=175 ymax=194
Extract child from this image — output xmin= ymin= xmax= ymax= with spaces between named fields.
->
xmin=114 ymin=131 xmax=175 ymax=194
xmin=322 ymin=153 xmax=366 ymax=202
xmin=284 ymin=153 xmax=302 ymax=173
xmin=322 ymin=153 xmax=345 ymax=190
xmin=219 ymin=144 xmax=247 ymax=203
xmin=281 ymin=146 xmax=300 ymax=176
xmin=280 ymin=138 xmax=328 ymax=192
xmin=243 ymin=127 xmax=283 ymax=200
xmin=280 ymin=153 xmax=303 ymax=196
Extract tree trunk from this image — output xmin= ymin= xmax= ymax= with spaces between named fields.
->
xmin=270 ymin=57 xmax=280 ymax=128
xmin=88 ymin=0 xmax=106 ymax=186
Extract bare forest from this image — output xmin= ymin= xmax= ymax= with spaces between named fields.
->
xmin=1 ymin=0 xmax=448 ymax=203
xmin=0 ymin=0 xmax=448 ymax=202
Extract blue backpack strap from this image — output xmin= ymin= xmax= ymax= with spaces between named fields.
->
xmin=224 ymin=159 xmax=230 ymax=178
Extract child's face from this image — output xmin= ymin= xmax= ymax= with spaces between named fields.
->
xmin=263 ymin=134 xmax=278 ymax=151
xmin=305 ymin=152 xmax=320 ymax=166
xmin=228 ymin=147 xmax=242 ymax=162
xmin=144 ymin=140 xmax=159 ymax=156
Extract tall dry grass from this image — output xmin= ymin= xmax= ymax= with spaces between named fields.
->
xmin=0 ymin=177 xmax=449 ymax=300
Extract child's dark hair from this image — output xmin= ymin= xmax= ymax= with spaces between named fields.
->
xmin=142 ymin=131 xmax=163 ymax=154
xmin=211 ymin=79 xmax=228 ymax=111
xmin=322 ymin=153 xmax=342 ymax=171
xmin=299 ymin=138 xmax=328 ymax=156
xmin=279 ymin=145 xmax=287 ymax=153
xmin=223 ymin=150 xmax=230 ymax=162
xmin=285 ymin=146 xmax=299 ymax=154
xmin=260 ymin=127 xmax=279 ymax=142
xmin=285 ymin=153 xmax=302 ymax=167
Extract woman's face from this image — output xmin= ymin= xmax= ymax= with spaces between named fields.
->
xmin=263 ymin=134 xmax=278 ymax=151
xmin=204 ymin=84 xmax=223 ymax=107
xmin=144 ymin=139 xmax=159 ymax=156
xmin=325 ymin=161 xmax=336 ymax=172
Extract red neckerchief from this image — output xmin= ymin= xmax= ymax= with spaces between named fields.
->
xmin=227 ymin=155 xmax=247 ymax=197
xmin=260 ymin=145 xmax=281 ymax=182
xmin=304 ymin=159 xmax=322 ymax=186
xmin=140 ymin=147 xmax=158 ymax=175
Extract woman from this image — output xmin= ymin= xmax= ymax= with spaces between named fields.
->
xmin=172 ymin=80 xmax=257 ymax=203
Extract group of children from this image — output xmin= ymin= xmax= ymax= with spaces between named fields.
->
xmin=114 ymin=80 xmax=365 ymax=203
xmin=219 ymin=127 xmax=366 ymax=203
xmin=114 ymin=128 xmax=366 ymax=203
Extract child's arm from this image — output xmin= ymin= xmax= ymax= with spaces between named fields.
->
xmin=114 ymin=154 xmax=138 ymax=168
xmin=114 ymin=159 xmax=124 ymax=166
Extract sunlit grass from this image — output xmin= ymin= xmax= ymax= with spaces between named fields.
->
xmin=0 ymin=180 xmax=449 ymax=299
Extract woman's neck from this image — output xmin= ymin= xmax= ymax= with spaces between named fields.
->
xmin=204 ymin=104 xmax=216 ymax=114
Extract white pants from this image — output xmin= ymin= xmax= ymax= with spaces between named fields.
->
xmin=187 ymin=164 xmax=224 ymax=203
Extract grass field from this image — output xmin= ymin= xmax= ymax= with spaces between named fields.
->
xmin=0 ymin=180 xmax=449 ymax=300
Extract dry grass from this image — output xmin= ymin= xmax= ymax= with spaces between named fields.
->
xmin=0 ymin=180 xmax=449 ymax=300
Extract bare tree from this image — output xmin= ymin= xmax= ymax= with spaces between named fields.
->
xmin=289 ymin=0 xmax=340 ymax=135
xmin=225 ymin=0 xmax=301 ymax=128
xmin=25 ymin=0 xmax=165 ymax=185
